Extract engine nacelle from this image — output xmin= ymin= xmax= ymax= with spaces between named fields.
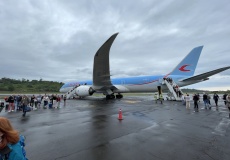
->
xmin=76 ymin=86 xmax=95 ymax=97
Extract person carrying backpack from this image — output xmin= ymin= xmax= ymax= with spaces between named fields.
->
xmin=21 ymin=95 xmax=30 ymax=117
xmin=0 ymin=117 xmax=28 ymax=160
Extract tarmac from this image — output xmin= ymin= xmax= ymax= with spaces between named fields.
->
xmin=1 ymin=96 xmax=230 ymax=160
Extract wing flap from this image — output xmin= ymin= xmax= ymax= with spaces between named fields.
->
xmin=180 ymin=66 xmax=230 ymax=82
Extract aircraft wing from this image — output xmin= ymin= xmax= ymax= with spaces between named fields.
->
xmin=93 ymin=33 xmax=119 ymax=89
xmin=180 ymin=66 xmax=230 ymax=82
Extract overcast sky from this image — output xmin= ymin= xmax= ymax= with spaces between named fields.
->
xmin=0 ymin=0 xmax=230 ymax=91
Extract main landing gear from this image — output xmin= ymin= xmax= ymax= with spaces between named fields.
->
xmin=106 ymin=94 xmax=123 ymax=100
xmin=116 ymin=94 xmax=123 ymax=99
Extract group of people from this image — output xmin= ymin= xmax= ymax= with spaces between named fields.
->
xmin=182 ymin=93 xmax=230 ymax=114
xmin=2 ymin=94 xmax=67 ymax=117
xmin=163 ymin=77 xmax=182 ymax=98
xmin=0 ymin=94 xmax=70 ymax=158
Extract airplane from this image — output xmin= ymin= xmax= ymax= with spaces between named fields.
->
xmin=59 ymin=33 xmax=230 ymax=100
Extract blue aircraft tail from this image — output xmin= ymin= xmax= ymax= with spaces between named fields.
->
xmin=169 ymin=46 xmax=203 ymax=76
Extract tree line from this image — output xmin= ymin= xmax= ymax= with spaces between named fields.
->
xmin=0 ymin=77 xmax=64 ymax=93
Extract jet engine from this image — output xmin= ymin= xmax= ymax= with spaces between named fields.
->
xmin=76 ymin=86 xmax=95 ymax=97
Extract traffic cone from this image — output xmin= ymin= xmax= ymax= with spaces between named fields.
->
xmin=118 ymin=109 xmax=123 ymax=120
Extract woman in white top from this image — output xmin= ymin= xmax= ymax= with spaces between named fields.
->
xmin=185 ymin=94 xmax=190 ymax=109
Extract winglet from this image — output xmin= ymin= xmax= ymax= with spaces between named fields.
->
xmin=93 ymin=33 xmax=119 ymax=87
xmin=169 ymin=46 xmax=203 ymax=76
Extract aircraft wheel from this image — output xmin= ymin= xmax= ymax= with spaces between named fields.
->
xmin=110 ymin=94 xmax=115 ymax=99
xmin=116 ymin=94 xmax=123 ymax=99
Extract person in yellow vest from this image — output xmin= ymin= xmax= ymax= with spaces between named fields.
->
xmin=154 ymin=93 xmax=158 ymax=103
xmin=159 ymin=94 xmax=163 ymax=104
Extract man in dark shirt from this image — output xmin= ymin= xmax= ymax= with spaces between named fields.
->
xmin=193 ymin=94 xmax=199 ymax=112
xmin=7 ymin=95 xmax=15 ymax=112
xmin=223 ymin=93 xmax=227 ymax=105
xmin=213 ymin=93 xmax=219 ymax=110
xmin=203 ymin=93 xmax=209 ymax=109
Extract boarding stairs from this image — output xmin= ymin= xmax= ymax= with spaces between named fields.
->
xmin=65 ymin=86 xmax=78 ymax=99
xmin=164 ymin=80 xmax=183 ymax=101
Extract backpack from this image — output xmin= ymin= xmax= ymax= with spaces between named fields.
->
xmin=0 ymin=135 xmax=28 ymax=160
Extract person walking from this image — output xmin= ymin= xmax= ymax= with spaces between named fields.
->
xmin=0 ymin=117 xmax=27 ymax=159
xmin=16 ymin=95 xmax=22 ymax=111
xmin=226 ymin=94 xmax=230 ymax=118
xmin=213 ymin=93 xmax=219 ymax=110
xmin=30 ymin=95 xmax=35 ymax=108
xmin=63 ymin=95 xmax=67 ymax=106
xmin=34 ymin=96 xmax=38 ymax=110
xmin=21 ymin=95 xmax=30 ymax=117
xmin=223 ymin=93 xmax=227 ymax=106
xmin=181 ymin=94 xmax=185 ymax=105
xmin=185 ymin=94 xmax=190 ymax=109
xmin=159 ymin=94 xmax=163 ymax=104
xmin=193 ymin=94 xmax=199 ymax=112
xmin=207 ymin=94 xmax=211 ymax=108
xmin=203 ymin=93 xmax=209 ymax=109
xmin=57 ymin=95 xmax=61 ymax=108
xmin=52 ymin=94 xmax=57 ymax=108
xmin=43 ymin=94 xmax=49 ymax=109
xmin=7 ymin=95 xmax=15 ymax=112
xmin=154 ymin=93 xmax=158 ymax=104
xmin=36 ymin=94 xmax=42 ymax=109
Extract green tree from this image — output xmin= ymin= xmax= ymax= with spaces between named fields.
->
xmin=8 ymin=85 xmax=15 ymax=91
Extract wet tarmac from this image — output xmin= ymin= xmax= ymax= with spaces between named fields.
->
xmin=1 ymin=96 xmax=230 ymax=160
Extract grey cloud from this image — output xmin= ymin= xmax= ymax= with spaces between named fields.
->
xmin=0 ymin=0 xmax=229 ymax=90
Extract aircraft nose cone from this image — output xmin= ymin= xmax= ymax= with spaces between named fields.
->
xmin=59 ymin=88 xmax=64 ymax=92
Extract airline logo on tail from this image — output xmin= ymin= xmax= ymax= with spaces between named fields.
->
xmin=179 ymin=65 xmax=190 ymax=72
